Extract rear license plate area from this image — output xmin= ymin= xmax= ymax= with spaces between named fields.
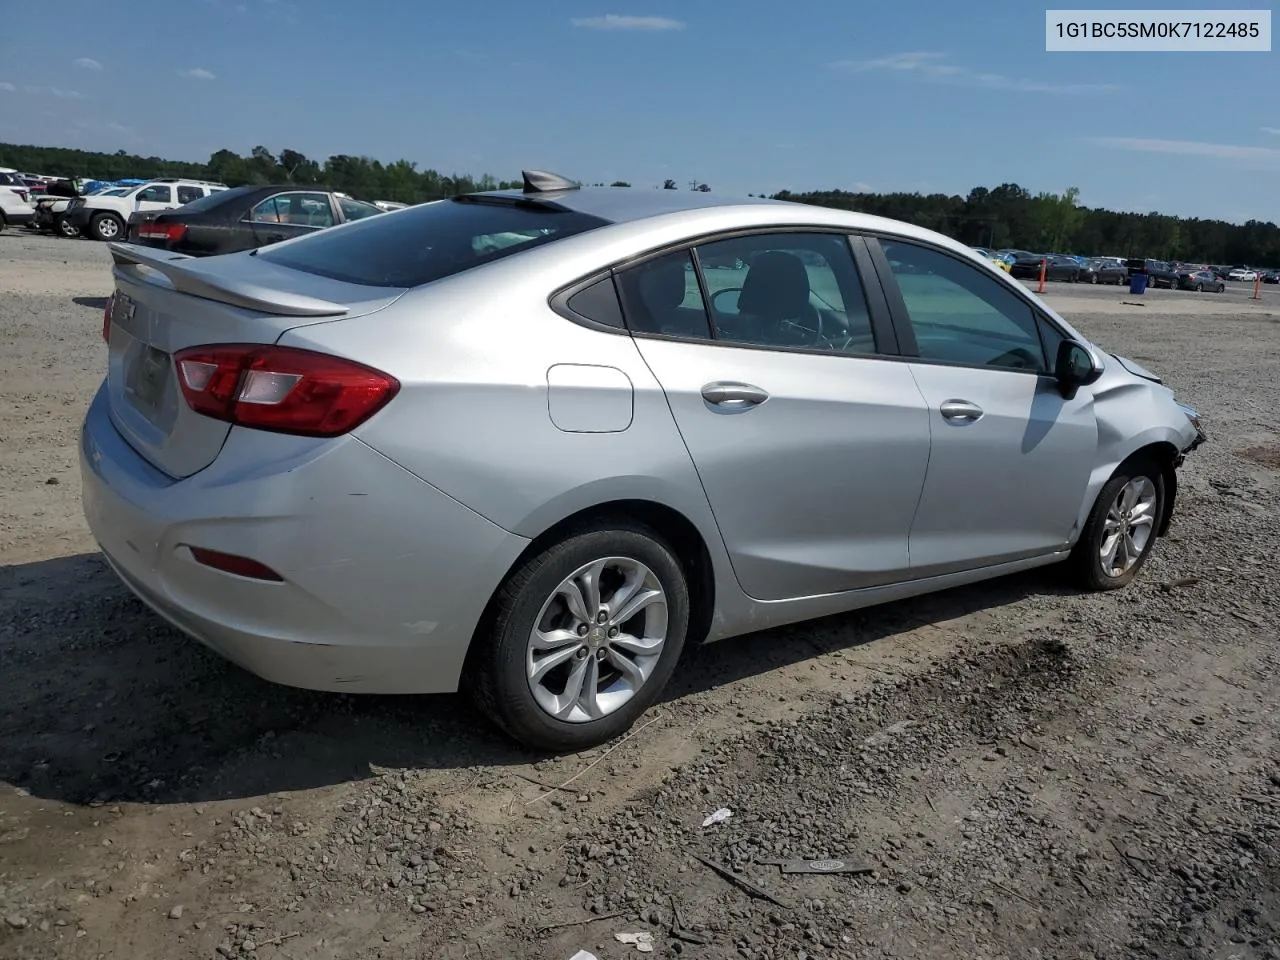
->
xmin=127 ymin=344 xmax=170 ymax=413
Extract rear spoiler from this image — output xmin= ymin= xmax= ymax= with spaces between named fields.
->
xmin=107 ymin=242 xmax=349 ymax=318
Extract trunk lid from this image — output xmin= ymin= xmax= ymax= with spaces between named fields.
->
xmin=104 ymin=243 xmax=406 ymax=479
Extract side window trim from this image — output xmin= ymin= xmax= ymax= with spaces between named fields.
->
xmin=867 ymin=233 xmax=1058 ymax=376
xmin=863 ymin=235 xmax=919 ymax=357
xmin=846 ymin=234 xmax=900 ymax=356
xmin=548 ymin=270 xmax=628 ymax=333
xmin=686 ymin=247 xmax=720 ymax=339
xmin=1033 ymin=308 xmax=1071 ymax=372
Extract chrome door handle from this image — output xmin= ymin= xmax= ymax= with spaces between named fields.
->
xmin=939 ymin=399 xmax=983 ymax=422
xmin=701 ymin=381 xmax=769 ymax=407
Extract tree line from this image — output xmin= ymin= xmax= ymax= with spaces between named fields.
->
xmin=774 ymin=184 xmax=1279 ymax=267
xmin=2 ymin=142 xmax=1275 ymax=265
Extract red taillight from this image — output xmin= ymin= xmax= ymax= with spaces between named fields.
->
xmin=103 ymin=292 xmax=114 ymax=343
xmin=137 ymin=222 xmax=187 ymax=243
xmin=172 ymin=344 xmax=399 ymax=437
xmin=188 ymin=546 xmax=283 ymax=581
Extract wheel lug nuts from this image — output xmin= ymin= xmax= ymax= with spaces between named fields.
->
xmin=595 ymin=648 xmax=607 ymax=660
xmin=577 ymin=624 xmax=589 ymax=636
xmin=575 ymin=647 xmax=587 ymax=659
xmin=608 ymin=627 xmax=618 ymax=638
xmin=596 ymin=611 xmax=608 ymax=624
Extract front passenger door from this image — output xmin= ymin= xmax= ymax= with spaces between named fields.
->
xmin=133 ymin=184 xmax=176 ymax=213
xmin=872 ymin=237 xmax=1098 ymax=577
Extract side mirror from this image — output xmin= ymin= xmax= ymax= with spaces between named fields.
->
xmin=1055 ymin=339 xmax=1103 ymax=398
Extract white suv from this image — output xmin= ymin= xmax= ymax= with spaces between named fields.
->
xmin=0 ymin=177 xmax=36 ymax=232
xmin=65 ymin=178 xmax=227 ymax=241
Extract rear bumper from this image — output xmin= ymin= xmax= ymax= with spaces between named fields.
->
xmin=79 ymin=383 xmax=530 ymax=694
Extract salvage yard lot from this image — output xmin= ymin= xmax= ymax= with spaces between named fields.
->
xmin=1 ymin=231 xmax=1279 ymax=960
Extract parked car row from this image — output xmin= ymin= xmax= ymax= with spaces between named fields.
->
xmin=6 ymin=171 xmax=404 ymax=253
xmin=127 ymin=184 xmax=386 ymax=256
xmin=963 ymin=246 xmax=1277 ymax=295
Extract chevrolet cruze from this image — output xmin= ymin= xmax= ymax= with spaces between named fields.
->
xmin=80 ymin=171 xmax=1205 ymax=751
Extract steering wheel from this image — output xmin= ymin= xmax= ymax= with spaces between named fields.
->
xmin=777 ymin=308 xmax=825 ymax=346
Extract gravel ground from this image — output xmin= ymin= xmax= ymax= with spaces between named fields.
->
xmin=2 ymin=231 xmax=1279 ymax=960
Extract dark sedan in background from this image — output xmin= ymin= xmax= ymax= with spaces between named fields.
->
xmin=1125 ymin=258 xmax=1180 ymax=289
xmin=127 ymin=185 xmax=385 ymax=256
xmin=1009 ymin=253 xmax=1083 ymax=281
xmin=1176 ymin=269 xmax=1226 ymax=293
xmin=1080 ymin=258 xmax=1128 ymax=284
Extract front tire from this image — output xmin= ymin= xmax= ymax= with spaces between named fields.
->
xmin=1068 ymin=461 xmax=1165 ymax=591
xmin=468 ymin=522 xmax=690 ymax=752
xmin=56 ymin=216 xmax=79 ymax=238
xmin=1195 ymin=283 xmax=1203 ymax=292
xmin=89 ymin=212 xmax=123 ymax=242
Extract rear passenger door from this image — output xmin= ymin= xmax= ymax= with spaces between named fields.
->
xmin=618 ymin=232 xmax=932 ymax=602
xmin=176 ymin=185 xmax=205 ymax=206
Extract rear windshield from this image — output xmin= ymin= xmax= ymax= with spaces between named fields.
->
xmin=255 ymin=197 xmax=611 ymax=288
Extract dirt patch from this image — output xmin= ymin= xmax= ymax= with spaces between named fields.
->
xmin=1240 ymin=444 xmax=1280 ymax=470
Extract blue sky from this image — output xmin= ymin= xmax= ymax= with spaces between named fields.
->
xmin=0 ymin=0 xmax=1276 ymax=222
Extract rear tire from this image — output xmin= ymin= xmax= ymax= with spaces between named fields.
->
xmin=1195 ymin=283 xmax=1203 ymax=292
xmin=56 ymin=216 xmax=78 ymax=238
xmin=1068 ymin=460 xmax=1165 ymax=592
xmin=468 ymin=522 xmax=690 ymax=752
xmin=89 ymin=212 xmax=123 ymax=242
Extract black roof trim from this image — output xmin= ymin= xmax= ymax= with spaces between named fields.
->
xmin=522 ymin=169 xmax=579 ymax=194
xmin=451 ymin=193 xmax=577 ymax=214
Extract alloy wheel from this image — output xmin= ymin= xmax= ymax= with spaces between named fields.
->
xmin=1099 ymin=477 xmax=1157 ymax=577
xmin=526 ymin=556 xmax=668 ymax=723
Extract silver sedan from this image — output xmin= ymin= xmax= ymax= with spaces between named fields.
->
xmin=80 ymin=172 xmax=1206 ymax=751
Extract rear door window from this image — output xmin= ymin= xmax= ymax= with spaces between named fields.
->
xmin=250 ymin=192 xmax=335 ymax=228
xmin=256 ymin=197 xmax=610 ymax=288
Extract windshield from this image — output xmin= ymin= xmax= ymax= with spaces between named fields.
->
xmin=257 ymin=196 xmax=611 ymax=288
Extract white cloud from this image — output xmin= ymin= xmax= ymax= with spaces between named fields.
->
xmin=570 ymin=14 xmax=685 ymax=30
xmin=1089 ymin=136 xmax=1280 ymax=164
xmin=73 ymin=57 xmax=102 ymax=70
xmin=0 ymin=82 xmax=16 ymax=92
xmin=831 ymin=51 xmax=1119 ymax=95
xmin=179 ymin=67 xmax=216 ymax=80
xmin=1261 ymin=126 xmax=1280 ymax=135
xmin=22 ymin=85 xmax=85 ymax=99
